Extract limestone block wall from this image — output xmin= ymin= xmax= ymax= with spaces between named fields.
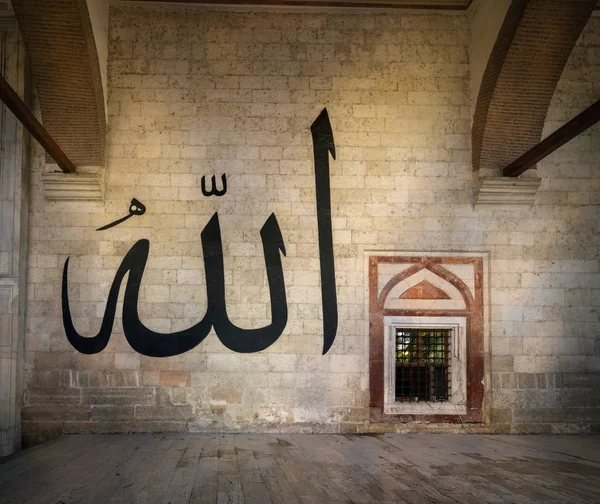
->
xmin=489 ymin=14 xmax=600 ymax=432
xmin=21 ymin=6 xmax=600 ymax=445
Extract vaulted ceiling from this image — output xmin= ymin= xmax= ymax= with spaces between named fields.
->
xmin=6 ymin=0 xmax=600 ymax=173
xmin=472 ymin=0 xmax=597 ymax=174
xmin=11 ymin=0 xmax=106 ymax=167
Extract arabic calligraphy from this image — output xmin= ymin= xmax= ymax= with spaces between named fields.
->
xmin=63 ymin=212 xmax=285 ymax=355
xmin=201 ymin=174 xmax=227 ymax=197
xmin=62 ymin=109 xmax=337 ymax=356
xmin=311 ymin=109 xmax=338 ymax=355
xmin=96 ymin=198 xmax=146 ymax=231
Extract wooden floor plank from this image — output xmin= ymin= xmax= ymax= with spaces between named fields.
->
xmin=0 ymin=435 xmax=92 ymax=483
xmin=251 ymin=438 xmax=301 ymax=504
xmin=2 ymin=433 xmax=600 ymax=504
xmin=189 ymin=434 xmax=220 ymax=504
xmin=26 ymin=435 xmax=142 ymax=504
xmin=217 ymin=434 xmax=244 ymax=504
xmin=347 ymin=435 xmax=412 ymax=465
xmin=262 ymin=435 xmax=326 ymax=500
xmin=2 ymin=435 xmax=108 ymax=504
xmin=0 ymin=435 xmax=77 ymax=476
xmin=162 ymin=436 xmax=205 ymax=504
xmin=89 ymin=434 xmax=161 ymax=504
xmin=273 ymin=450 xmax=322 ymax=500
xmin=270 ymin=434 xmax=352 ymax=502
xmin=144 ymin=435 xmax=191 ymax=504
xmin=235 ymin=435 xmax=262 ymax=485
xmin=106 ymin=434 xmax=179 ymax=504
xmin=73 ymin=435 xmax=151 ymax=503
xmin=234 ymin=434 xmax=274 ymax=504
xmin=320 ymin=435 xmax=416 ymax=501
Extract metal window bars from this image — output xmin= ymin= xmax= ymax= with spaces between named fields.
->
xmin=395 ymin=328 xmax=451 ymax=403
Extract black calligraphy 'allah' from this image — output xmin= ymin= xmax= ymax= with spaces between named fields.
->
xmin=62 ymin=108 xmax=338 ymax=356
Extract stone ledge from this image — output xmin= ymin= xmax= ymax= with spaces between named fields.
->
xmin=41 ymin=171 xmax=104 ymax=201
xmin=476 ymin=177 xmax=541 ymax=206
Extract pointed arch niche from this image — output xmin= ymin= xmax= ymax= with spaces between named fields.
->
xmin=369 ymin=254 xmax=487 ymax=423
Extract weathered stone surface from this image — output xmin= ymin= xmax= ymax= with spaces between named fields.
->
xmin=159 ymin=371 xmax=191 ymax=387
xmin=559 ymin=389 xmax=600 ymax=409
xmin=19 ymin=5 xmax=600 ymax=439
xmin=562 ymin=372 xmax=600 ymax=388
xmin=475 ymin=177 xmax=541 ymax=206
xmin=514 ymin=407 xmax=600 ymax=424
xmin=81 ymin=387 xmax=155 ymax=406
xmin=41 ymin=172 xmax=104 ymax=201
xmin=90 ymin=405 xmax=136 ymax=421
xmin=135 ymin=405 xmax=194 ymax=421
xmin=517 ymin=373 xmax=536 ymax=389
xmin=22 ymin=405 xmax=91 ymax=422
xmin=210 ymin=387 xmax=242 ymax=404
xmin=490 ymin=408 xmax=512 ymax=424
xmin=492 ymin=356 xmax=514 ymax=373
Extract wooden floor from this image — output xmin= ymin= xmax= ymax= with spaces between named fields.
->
xmin=1 ymin=433 xmax=600 ymax=503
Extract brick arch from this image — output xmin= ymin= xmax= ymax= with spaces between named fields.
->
xmin=12 ymin=0 xmax=105 ymax=166
xmin=472 ymin=0 xmax=596 ymax=173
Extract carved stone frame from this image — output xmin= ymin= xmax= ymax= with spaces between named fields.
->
xmin=369 ymin=256 xmax=485 ymax=423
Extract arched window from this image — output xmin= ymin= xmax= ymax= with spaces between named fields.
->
xmin=369 ymin=254 xmax=486 ymax=423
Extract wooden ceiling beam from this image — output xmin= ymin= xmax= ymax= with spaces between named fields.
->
xmin=0 ymin=73 xmax=76 ymax=174
xmin=503 ymin=98 xmax=600 ymax=177
xmin=122 ymin=0 xmax=473 ymax=10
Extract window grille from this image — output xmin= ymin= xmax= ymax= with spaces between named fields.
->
xmin=395 ymin=328 xmax=450 ymax=403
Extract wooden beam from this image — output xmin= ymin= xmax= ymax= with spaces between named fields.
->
xmin=126 ymin=0 xmax=472 ymax=10
xmin=0 ymin=73 xmax=76 ymax=173
xmin=503 ymin=98 xmax=600 ymax=177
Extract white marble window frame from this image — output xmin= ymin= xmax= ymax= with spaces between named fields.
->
xmin=383 ymin=316 xmax=467 ymax=416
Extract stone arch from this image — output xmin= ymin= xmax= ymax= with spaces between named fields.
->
xmin=386 ymin=274 xmax=466 ymax=312
xmin=377 ymin=259 xmax=475 ymax=312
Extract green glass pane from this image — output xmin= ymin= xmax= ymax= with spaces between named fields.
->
xmin=395 ymin=329 xmax=416 ymax=363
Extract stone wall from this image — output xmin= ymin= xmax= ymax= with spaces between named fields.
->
xmin=0 ymin=21 xmax=29 ymax=456
xmin=21 ymin=6 xmax=600 ymax=445
xmin=490 ymin=14 xmax=600 ymax=432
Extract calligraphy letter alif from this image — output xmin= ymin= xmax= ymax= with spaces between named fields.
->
xmin=311 ymin=108 xmax=338 ymax=354
xmin=62 ymin=108 xmax=338 ymax=356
